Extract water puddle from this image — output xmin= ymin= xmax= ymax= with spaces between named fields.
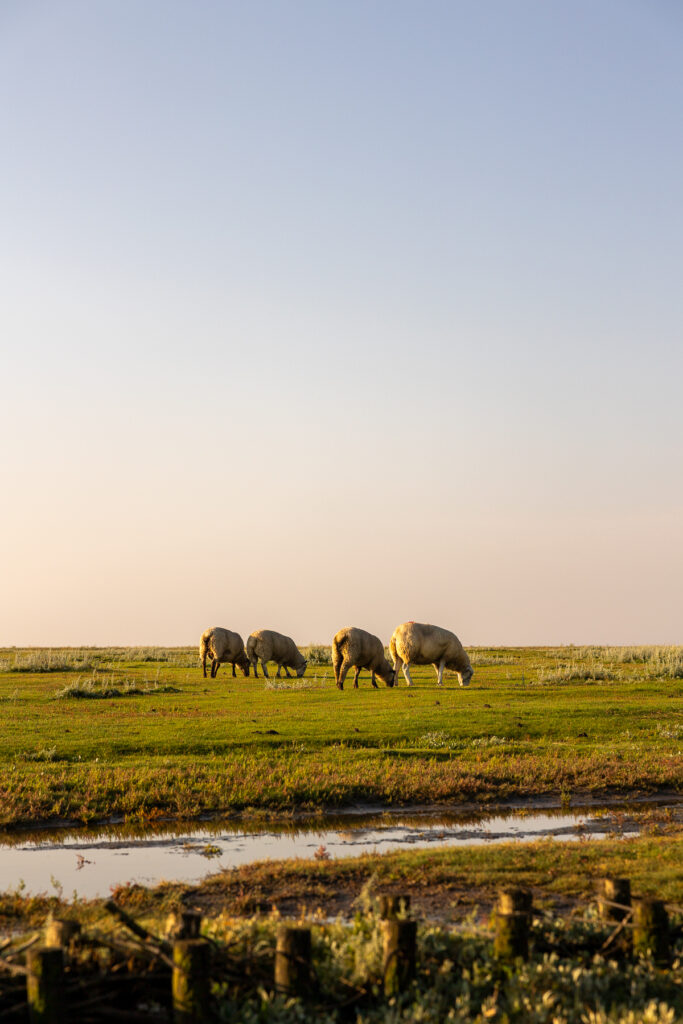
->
xmin=1 ymin=797 xmax=680 ymax=899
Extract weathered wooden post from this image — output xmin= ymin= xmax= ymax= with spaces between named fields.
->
xmin=172 ymin=938 xmax=211 ymax=1023
xmin=26 ymin=947 xmax=66 ymax=1024
xmin=632 ymin=899 xmax=670 ymax=964
xmin=597 ymin=877 xmax=632 ymax=954
xmin=498 ymin=888 xmax=533 ymax=917
xmin=383 ymin=919 xmax=417 ymax=996
xmin=379 ymin=895 xmax=411 ymax=919
xmin=166 ymin=909 xmax=202 ymax=940
xmin=44 ymin=916 xmax=80 ymax=949
xmin=275 ymin=925 xmax=312 ymax=998
xmin=597 ymin=878 xmax=631 ymax=922
xmin=494 ymin=912 xmax=529 ymax=962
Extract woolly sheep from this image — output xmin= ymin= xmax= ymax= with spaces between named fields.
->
xmin=247 ymin=629 xmax=307 ymax=680
xmin=332 ymin=626 xmax=395 ymax=690
xmin=199 ymin=627 xmax=250 ymax=679
xmin=390 ymin=621 xmax=473 ymax=688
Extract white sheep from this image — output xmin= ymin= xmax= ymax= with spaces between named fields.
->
xmin=332 ymin=626 xmax=395 ymax=690
xmin=199 ymin=627 xmax=250 ymax=679
xmin=390 ymin=621 xmax=473 ymax=688
xmin=246 ymin=629 xmax=307 ymax=679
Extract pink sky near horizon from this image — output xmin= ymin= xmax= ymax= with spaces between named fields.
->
xmin=1 ymin=2 xmax=681 ymax=647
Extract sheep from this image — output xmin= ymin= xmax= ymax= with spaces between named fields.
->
xmin=332 ymin=626 xmax=395 ymax=690
xmin=246 ymin=629 xmax=307 ymax=680
xmin=199 ymin=627 xmax=250 ymax=679
xmin=390 ymin=621 xmax=473 ymax=688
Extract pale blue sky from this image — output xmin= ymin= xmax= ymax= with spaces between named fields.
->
xmin=1 ymin=1 xmax=681 ymax=645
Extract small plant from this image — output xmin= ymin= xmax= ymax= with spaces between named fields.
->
xmin=417 ymin=731 xmax=458 ymax=749
xmin=23 ymin=747 xmax=60 ymax=762
xmin=55 ymin=673 xmax=180 ymax=699
xmin=264 ymin=678 xmax=316 ymax=691
xmin=4 ymin=649 xmax=97 ymax=673
xmin=304 ymin=645 xmax=332 ymax=666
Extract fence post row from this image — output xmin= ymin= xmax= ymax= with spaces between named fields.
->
xmin=16 ymin=884 xmax=677 ymax=1020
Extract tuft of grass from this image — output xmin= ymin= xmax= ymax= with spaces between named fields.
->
xmin=469 ymin=649 xmax=517 ymax=666
xmin=304 ymin=644 xmax=332 ymax=666
xmin=55 ymin=674 xmax=180 ymax=700
xmin=264 ymin=678 xmax=317 ymax=691
xmin=536 ymin=662 xmax=620 ymax=684
xmin=0 ymin=650 xmax=97 ymax=673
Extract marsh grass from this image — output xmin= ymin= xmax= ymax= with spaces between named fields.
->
xmin=2 ymin=869 xmax=682 ymax=1024
xmin=536 ymin=663 xmax=621 ymax=684
xmin=469 ymin=649 xmax=517 ymax=666
xmin=0 ymin=644 xmax=681 ymax=826
xmin=55 ymin=672 xmax=180 ymax=700
xmin=0 ymin=649 xmax=98 ymax=673
xmin=264 ymin=677 xmax=318 ymax=691
xmin=304 ymin=644 xmax=332 ymax=666
xmin=556 ymin=646 xmax=683 ymax=679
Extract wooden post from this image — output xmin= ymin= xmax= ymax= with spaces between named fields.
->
xmin=597 ymin=878 xmax=631 ymax=922
xmin=383 ymin=919 xmax=417 ymax=996
xmin=275 ymin=926 xmax=312 ymax=998
xmin=494 ymin=913 xmax=529 ymax=962
xmin=498 ymin=888 xmax=532 ymax=917
xmin=26 ymin=947 xmax=65 ymax=1024
xmin=172 ymin=939 xmax=211 ymax=1023
xmin=44 ymin=917 xmax=80 ymax=949
xmin=379 ymin=894 xmax=411 ymax=919
xmin=633 ymin=899 xmax=670 ymax=965
xmin=166 ymin=910 xmax=202 ymax=940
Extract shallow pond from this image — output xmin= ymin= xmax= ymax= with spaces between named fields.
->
xmin=1 ymin=796 xmax=680 ymax=899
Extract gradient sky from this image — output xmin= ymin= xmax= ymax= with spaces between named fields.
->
xmin=1 ymin=1 xmax=682 ymax=647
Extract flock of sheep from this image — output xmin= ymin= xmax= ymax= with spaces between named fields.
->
xmin=199 ymin=622 xmax=474 ymax=689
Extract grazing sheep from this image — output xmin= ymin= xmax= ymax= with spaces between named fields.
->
xmin=199 ymin=627 xmax=250 ymax=679
xmin=332 ymin=627 xmax=395 ymax=690
xmin=390 ymin=621 xmax=473 ymax=688
xmin=247 ymin=629 xmax=307 ymax=680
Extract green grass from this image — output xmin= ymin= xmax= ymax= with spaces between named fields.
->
xmin=0 ymin=646 xmax=681 ymax=826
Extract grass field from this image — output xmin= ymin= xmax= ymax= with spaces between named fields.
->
xmin=0 ymin=645 xmax=681 ymax=827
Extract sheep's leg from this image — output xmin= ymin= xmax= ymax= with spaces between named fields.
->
xmin=402 ymin=662 xmax=414 ymax=687
xmin=370 ymin=671 xmax=379 ymax=689
xmin=252 ymin=659 xmax=259 ymax=679
xmin=284 ymin=666 xmax=292 ymax=678
xmin=435 ymin=657 xmax=446 ymax=686
xmin=202 ymin=654 xmax=207 ymax=679
xmin=261 ymin=660 xmax=270 ymax=679
xmin=337 ymin=659 xmax=352 ymax=690
xmin=276 ymin=664 xmax=282 ymax=678
xmin=232 ymin=663 xmax=237 ymax=678
xmin=211 ymin=659 xmax=219 ymax=679
xmin=353 ymin=666 xmax=361 ymax=688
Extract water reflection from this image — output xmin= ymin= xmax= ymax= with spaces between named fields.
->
xmin=0 ymin=797 xmax=679 ymax=900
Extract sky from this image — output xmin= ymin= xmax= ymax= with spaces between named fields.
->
xmin=1 ymin=0 xmax=682 ymax=647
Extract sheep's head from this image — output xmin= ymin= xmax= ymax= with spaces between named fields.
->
xmin=239 ymin=653 xmax=251 ymax=677
xmin=379 ymin=664 xmax=395 ymax=688
xmin=459 ymin=666 xmax=473 ymax=688
xmin=296 ymin=659 xmax=308 ymax=679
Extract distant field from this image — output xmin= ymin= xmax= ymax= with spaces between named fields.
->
xmin=0 ymin=646 xmax=681 ymax=827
